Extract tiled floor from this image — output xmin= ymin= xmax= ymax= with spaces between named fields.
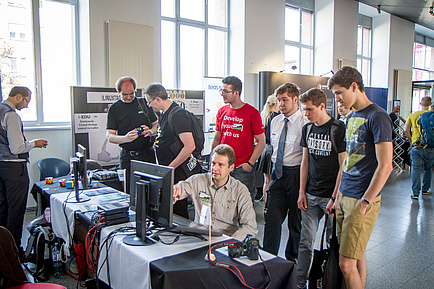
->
xmin=21 ymin=169 xmax=433 ymax=288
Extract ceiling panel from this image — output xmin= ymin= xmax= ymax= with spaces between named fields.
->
xmin=357 ymin=0 xmax=434 ymax=29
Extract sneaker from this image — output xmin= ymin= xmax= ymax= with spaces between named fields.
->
xmin=411 ymin=194 xmax=419 ymax=200
xmin=422 ymin=190 xmax=432 ymax=195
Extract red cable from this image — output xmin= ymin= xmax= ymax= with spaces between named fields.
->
xmin=206 ymin=242 xmax=262 ymax=289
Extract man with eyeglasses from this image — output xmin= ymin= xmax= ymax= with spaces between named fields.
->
xmin=212 ymin=76 xmax=265 ymax=203
xmin=144 ymin=83 xmax=202 ymax=219
xmin=106 ymin=76 xmax=158 ymax=194
xmin=0 ymin=86 xmax=48 ymax=256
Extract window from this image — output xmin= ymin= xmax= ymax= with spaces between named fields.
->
xmin=0 ymin=0 xmax=78 ymax=125
xmin=284 ymin=0 xmax=314 ymax=75
xmin=357 ymin=14 xmax=372 ymax=86
xmin=161 ymin=0 xmax=228 ymax=90
xmin=413 ymin=34 xmax=434 ymax=81
xmin=412 ymin=85 xmax=431 ymax=113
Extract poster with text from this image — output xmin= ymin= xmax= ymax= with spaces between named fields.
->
xmin=203 ymin=77 xmax=225 ymax=132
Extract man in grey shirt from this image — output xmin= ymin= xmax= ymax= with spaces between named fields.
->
xmin=173 ymin=144 xmax=258 ymax=241
xmin=0 ymin=86 xmax=48 ymax=254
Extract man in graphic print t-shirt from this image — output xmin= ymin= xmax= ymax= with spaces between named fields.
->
xmin=296 ymin=88 xmax=346 ymax=289
xmin=328 ymin=66 xmax=393 ymax=289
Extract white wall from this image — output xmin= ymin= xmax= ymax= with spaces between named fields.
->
xmin=314 ymin=0 xmax=334 ymax=75
xmin=371 ymin=13 xmax=391 ymax=88
xmin=86 ymin=0 xmax=161 ymax=87
xmin=332 ymin=0 xmax=358 ymax=70
xmin=235 ymin=0 xmax=285 ymax=107
xmin=388 ymin=15 xmax=414 ymax=116
xmin=314 ymin=0 xmax=358 ymax=74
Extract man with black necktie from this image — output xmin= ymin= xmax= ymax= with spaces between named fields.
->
xmin=263 ymin=82 xmax=308 ymax=262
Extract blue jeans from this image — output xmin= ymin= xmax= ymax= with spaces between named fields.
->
xmin=296 ymin=193 xmax=332 ymax=288
xmin=410 ymin=148 xmax=434 ymax=195
xmin=231 ymin=166 xmax=256 ymax=202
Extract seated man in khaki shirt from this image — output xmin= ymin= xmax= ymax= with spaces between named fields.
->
xmin=173 ymin=144 xmax=258 ymax=241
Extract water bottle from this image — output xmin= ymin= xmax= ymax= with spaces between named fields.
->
xmin=52 ymin=243 xmax=63 ymax=278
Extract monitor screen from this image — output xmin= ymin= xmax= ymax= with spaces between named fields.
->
xmin=202 ymin=132 xmax=215 ymax=156
xmin=76 ymin=144 xmax=88 ymax=189
xmin=125 ymin=161 xmax=174 ymax=245
xmin=71 ymin=144 xmax=90 ymax=203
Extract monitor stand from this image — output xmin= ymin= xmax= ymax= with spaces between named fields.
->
xmin=123 ymin=234 xmax=155 ymax=246
xmin=123 ymin=181 xmax=155 ymax=246
xmin=70 ymin=160 xmax=91 ymax=203
xmin=68 ymin=194 xmax=91 ymax=203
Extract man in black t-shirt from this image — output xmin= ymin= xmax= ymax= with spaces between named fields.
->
xmin=144 ymin=83 xmax=200 ymax=218
xmin=106 ymin=76 xmax=158 ymax=194
xmin=296 ymin=88 xmax=346 ymax=289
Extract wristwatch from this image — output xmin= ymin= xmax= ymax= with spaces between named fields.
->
xmin=331 ymin=196 xmax=336 ymax=202
xmin=361 ymin=197 xmax=372 ymax=206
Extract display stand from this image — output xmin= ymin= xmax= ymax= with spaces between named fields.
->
xmin=391 ymin=114 xmax=409 ymax=171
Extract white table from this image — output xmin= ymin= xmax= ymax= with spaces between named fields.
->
xmin=50 ymin=188 xmax=127 ymax=253
xmin=97 ymin=224 xmax=230 ymax=289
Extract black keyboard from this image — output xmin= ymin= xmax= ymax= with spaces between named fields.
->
xmin=168 ymin=224 xmax=222 ymax=236
xmin=170 ymin=215 xmax=222 ymax=236
xmin=93 ymin=170 xmax=118 ymax=180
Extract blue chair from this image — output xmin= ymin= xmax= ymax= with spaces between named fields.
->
xmin=37 ymin=158 xmax=70 ymax=181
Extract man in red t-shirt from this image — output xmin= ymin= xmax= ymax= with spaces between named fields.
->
xmin=212 ymin=76 xmax=265 ymax=202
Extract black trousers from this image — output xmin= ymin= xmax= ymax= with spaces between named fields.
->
xmin=263 ymin=166 xmax=301 ymax=262
xmin=120 ymin=148 xmax=155 ymax=195
xmin=0 ymin=161 xmax=29 ymax=250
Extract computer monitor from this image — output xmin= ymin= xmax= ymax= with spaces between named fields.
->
xmin=70 ymin=144 xmax=90 ymax=203
xmin=76 ymin=144 xmax=88 ymax=189
xmin=123 ymin=160 xmax=174 ymax=246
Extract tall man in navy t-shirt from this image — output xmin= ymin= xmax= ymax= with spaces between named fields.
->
xmin=327 ymin=67 xmax=393 ymax=289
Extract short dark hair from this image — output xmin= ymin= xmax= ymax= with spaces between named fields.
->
xmin=274 ymin=82 xmax=300 ymax=98
xmin=9 ymin=86 xmax=31 ymax=98
xmin=299 ymin=88 xmax=327 ymax=107
xmin=212 ymin=144 xmax=235 ymax=166
xmin=144 ymin=83 xmax=168 ymax=100
xmin=115 ymin=76 xmax=137 ymax=92
xmin=328 ymin=66 xmax=365 ymax=92
xmin=222 ymin=76 xmax=242 ymax=95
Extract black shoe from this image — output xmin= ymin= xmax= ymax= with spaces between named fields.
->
xmin=422 ymin=190 xmax=432 ymax=195
xmin=411 ymin=194 xmax=419 ymax=200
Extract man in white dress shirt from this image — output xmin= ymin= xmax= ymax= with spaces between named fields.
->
xmin=263 ymin=82 xmax=308 ymax=262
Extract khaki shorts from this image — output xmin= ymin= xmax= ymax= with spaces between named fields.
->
xmin=336 ymin=192 xmax=381 ymax=260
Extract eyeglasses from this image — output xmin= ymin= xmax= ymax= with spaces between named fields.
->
xmin=219 ymin=88 xmax=235 ymax=96
xmin=23 ymin=97 xmax=29 ymax=104
xmin=146 ymin=97 xmax=156 ymax=106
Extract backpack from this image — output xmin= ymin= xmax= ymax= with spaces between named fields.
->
xmin=23 ymin=225 xmax=56 ymax=282
xmin=419 ymin=111 xmax=434 ymax=148
xmin=305 ymin=119 xmax=342 ymax=153
xmin=167 ymin=105 xmax=205 ymax=158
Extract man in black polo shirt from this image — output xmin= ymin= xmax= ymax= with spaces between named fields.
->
xmin=106 ymin=76 xmax=158 ymax=193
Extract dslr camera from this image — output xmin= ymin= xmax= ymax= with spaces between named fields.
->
xmin=228 ymin=235 xmax=259 ymax=260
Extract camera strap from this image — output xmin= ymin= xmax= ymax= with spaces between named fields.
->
xmin=206 ymin=242 xmax=271 ymax=289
